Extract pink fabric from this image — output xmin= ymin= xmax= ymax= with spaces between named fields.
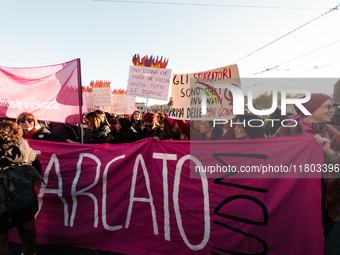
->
xmin=0 ymin=59 xmax=82 ymax=123
xmin=165 ymin=115 xmax=176 ymax=129
xmin=299 ymin=120 xmax=327 ymax=135
xmin=9 ymin=136 xmax=324 ymax=254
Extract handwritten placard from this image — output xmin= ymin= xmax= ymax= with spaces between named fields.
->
xmin=112 ymin=94 xmax=136 ymax=114
xmin=170 ymin=65 xmax=240 ymax=120
xmin=93 ymin=87 xmax=112 ymax=106
xmin=127 ymin=65 xmax=171 ymax=100
xmin=83 ymin=92 xmax=99 ymax=113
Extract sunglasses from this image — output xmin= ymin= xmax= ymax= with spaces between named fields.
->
xmin=18 ymin=118 xmax=34 ymax=124
xmin=144 ymin=124 xmax=154 ymax=128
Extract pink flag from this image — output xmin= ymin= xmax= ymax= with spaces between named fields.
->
xmin=0 ymin=59 xmax=82 ymax=123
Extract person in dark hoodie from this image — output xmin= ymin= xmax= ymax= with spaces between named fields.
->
xmin=109 ymin=117 xmax=139 ymax=144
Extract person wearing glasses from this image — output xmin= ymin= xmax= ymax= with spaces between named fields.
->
xmin=140 ymin=112 xmax=162 ymax=139
xmin=109 ymin=117 xmax=139 ymax=144
xmin=83 ymin=111 xmax=111 ymax=144
xmin=16 ymin=112 xmax=55 ymax=141
xmin=274 ymin=93 xmax=340 ymax=252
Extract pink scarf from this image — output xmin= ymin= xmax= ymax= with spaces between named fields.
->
xmin=299 ymin=120 xmax=326 ymax=136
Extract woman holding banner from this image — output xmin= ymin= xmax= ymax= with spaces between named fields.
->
xmin=274 ymin=93 xmax=340 ymax=253
xmin=175 ymin=119 xmax=223 ymax=140
xmin=140 ymin=112 xmax=162 ymax=139
xmin=130 ymin=110 xmax=142 ymax=134
xmin=221 ymin=114 xmax=265 ymax=140
xmin=109 ymin=118 xmax=139 ymax=144
xmin=16 ymin=112 xmax=54 ymax=141
xmin=84 ymin=112 xmax=111 ymax=144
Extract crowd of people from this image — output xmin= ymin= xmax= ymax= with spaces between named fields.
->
xmin=1 ymin=93 xmax=340 ymax=254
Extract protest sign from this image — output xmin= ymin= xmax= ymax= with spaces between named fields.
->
xmin=112 ymin=94 xmax=136 ymax=114
xmin=170 ymin=65 xmax=240 ymax=120
xmin=93 ymin=87 xmax=112 ymax=106
xmin=127 ymin=65 xmax=171 ymax=100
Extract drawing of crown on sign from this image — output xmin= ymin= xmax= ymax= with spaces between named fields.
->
xmin=132 ymin=54 xmax=168 ymax=68
xmin=90 ymin=80 xmax=112 ymax=87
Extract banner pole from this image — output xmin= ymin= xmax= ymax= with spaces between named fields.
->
xmin=81 ymin=125 xmax=84 ymax=144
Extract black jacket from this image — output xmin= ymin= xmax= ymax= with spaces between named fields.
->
xmin=110 ymin=126 xmax=139 ymax=144
xmin=0 ymin=140 xmax=42 ymax=232
xmin=84 ymin=123 xmax=111 ymax=144
xmin=31 ymin=127 xmax=55 ymax=141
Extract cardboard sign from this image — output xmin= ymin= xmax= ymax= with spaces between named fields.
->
xmin=127 ymin=65 xmax=171 ymax=100
xmin=112 ymin=94 xmax=136 ymax=114
xmin=170 ymin=65 xmax=240 ymax=120
xmin=93 ymin=87 xmax=112 ymax=106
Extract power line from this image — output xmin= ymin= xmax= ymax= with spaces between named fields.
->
xmin=93 ymin=0 xmax=330 ymax=10
xmin=231 ymin=3 xmax=340 ymax=65
xmin=287 ymin=61 xmax=340 ymax=76
xmin=246 ymin=39 xmax=340 ymax=76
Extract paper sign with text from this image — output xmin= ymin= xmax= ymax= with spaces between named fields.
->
xmin=93 ymin=87 xmax=112 ymax=106
xmin=112 ymin=94 xmax=136 ymax=114
xmin=170 ymin=64 xmax=240 ymax=120
xmin=127 ymin=65 xmax=171 ymax=100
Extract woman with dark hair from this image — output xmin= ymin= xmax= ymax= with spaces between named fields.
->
xmin=130 ymin=110 xmax=142 ymax=134
xmin=274 ymin=93 xmax=340 ymax=252
xmin=263 ymin=107 xmax=287 ymax=137
xmin=155 ymin=116 xmax=181 ymax=141
xmin=16 ymin=112 xmax=54 ymax=141
xmin=84 ymin=112 xmax=111 ymax=143
xmin=156 ymin=112 xmax=165 ymax=130
xmin=0 ymin=121 xmax=42 ymax=255
xmin=175 ymin=119 xmax=223 ymax=140
xmin=234 ymin=114 xmax=265 ymax=139
xmin=140 ymin=112 xmax=162 ymax=139
xmin=219 ymin=114 xmax=265 ymax=140
xmin=109 ymin=118 xmax=139 ymax=144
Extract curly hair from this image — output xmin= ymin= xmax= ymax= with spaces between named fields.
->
xmin=0 ymin=121 xmax=23 ymax=143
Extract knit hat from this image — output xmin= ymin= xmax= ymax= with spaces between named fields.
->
xmin=165 ymin=115 xmax=176 ymax=129
xmin=294 ymin=93 xmax=331 ymax=117
xmin=143 ymin=112 xmax=157 ymax=123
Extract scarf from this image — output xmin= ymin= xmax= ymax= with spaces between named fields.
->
xmin=299 ymin=120 xmax=327 ymax=136
xmin=23 ymin=129 xmax=36 ymax=139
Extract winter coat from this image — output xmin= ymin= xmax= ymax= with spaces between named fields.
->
xmin=0 ymin=139 xmax=42 ymax=233
xmin=23 ymin=126 xmax=55 ymax=141
xmin=84 ymin=123 xmax=111 ymax=144
xmin=51 ymin=123 xmax=81 ymax=142
xmin=109 ymin=126 xmax=139 ymax=144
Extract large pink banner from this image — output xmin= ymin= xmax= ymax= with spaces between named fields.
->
xmin=0 ymin=59 xmax=82 ymax=123
xmin=10 ymin=135 xmax=324 ymax=254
